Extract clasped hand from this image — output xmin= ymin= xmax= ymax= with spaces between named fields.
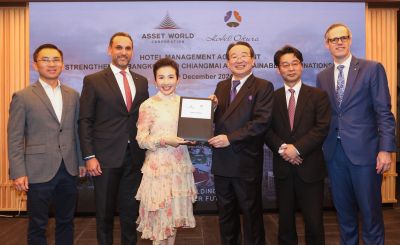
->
xmin=279 ymin=144 xmax=303 ymax=165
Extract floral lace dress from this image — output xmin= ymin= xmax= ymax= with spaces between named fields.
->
xmin=135 ymin=92 xmax=197 ymax=241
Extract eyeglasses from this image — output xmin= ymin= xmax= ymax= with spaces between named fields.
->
xmin=37 ymin=58 xmax=62 ymax=65
xmin=280 ymin=61 xmax=301 ymax=69
xmin=328 ymin=36 xmax=350 ymax=44
xmin=230 ymin=55 xmax=251 ymax=61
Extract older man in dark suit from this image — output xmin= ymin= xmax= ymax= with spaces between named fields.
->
xmin=8 ymin=43 xmax=85 ymax=245
xmin=317 ymin=23 xmax=396 ymax=245
xmin=79 ymin=32 xmax=149 ymax=245
xmin=265 ymin=45 xmax=330 ymax=245
xmin=209 ymin=41 xmax=274 ymax=245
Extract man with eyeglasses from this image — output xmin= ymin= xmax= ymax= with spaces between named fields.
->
xmin=265 ymin=45 xmax=330 ymax=245
xmin=208 ymin=41 xmax=274 ymax=245
xmin=316 ymin=23 xmax=396 ymax=245
xmin=8 ymin=43 xmax=86 ymax=244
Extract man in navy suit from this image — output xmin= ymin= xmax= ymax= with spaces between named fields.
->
xmin=316 ymin=23 xmax=396 ymax=245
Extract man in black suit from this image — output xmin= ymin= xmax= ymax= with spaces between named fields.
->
xmin=79 ymin=32 xmax=149 ymax=245
xmin=208 ymin=41 xmax=274 ymax=245
xmin=265 ymin=45 xmax=330 ymax=244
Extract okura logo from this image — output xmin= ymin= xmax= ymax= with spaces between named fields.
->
xmin=224 ymin=10 xmax=242 ymax=27
xmin=206 ymin=10 xmax=259 ymax=42
xmin=141 ymin=12 xmax=195 ymax=44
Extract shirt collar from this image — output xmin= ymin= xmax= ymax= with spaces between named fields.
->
xmin=110 ymin=63 xmax=130 ymax=75
xmin=39 ymin=78 xmax=61 ymax=89
xmin=334 ymin=54 xmax=352 ymax=69
xmin=232 ymin=72 xmax=252 ymax=84
xmin=284 ymin=80 xmax=302 ymax=94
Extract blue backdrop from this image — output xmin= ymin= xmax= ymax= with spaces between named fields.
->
xmin=30 ymin=1 xmax=365 ymax=211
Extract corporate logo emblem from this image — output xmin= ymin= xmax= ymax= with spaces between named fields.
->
xmin=224 ymin=10 xmax=242 ymax=27
xmin=206 ymin=10 xmax=259 ymax=43
xmin=155 ymin=12 xmax=180 ymax=29
xmin=141 ymin=12 xmax=194 ymax=44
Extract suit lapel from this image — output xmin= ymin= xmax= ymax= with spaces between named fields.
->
xmin=103 ymin=67 xmax=127 ymax=112
xmin=341 ymin=56 xmax=360 ymax=109
xmin=325 ymin=65 xmax=338 ymax=112
xmin=219 ymin=79 xmax=231 ymax=112
xmin=276 ymin=88 xmax=291 ymax=132
xmin=215 ymin=79 xmax=232 ymax=121
xmin=130 ymin=71 xmax=143 ymax=113
xmin=60 ymin=85 xmax=69 ymax=126
xmin=292 ymin=84 xmax=310 ymax=133
xmin=220 ymin=75 xmax=255 ymax=122
xmin=31 ymin=81 xmax=59 ymax=124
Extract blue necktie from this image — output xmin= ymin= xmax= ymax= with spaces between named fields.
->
xmin=230 ymin=80 xmax=240 ymax=103
xmin=336 ymin=65 xmax=345 ymax=107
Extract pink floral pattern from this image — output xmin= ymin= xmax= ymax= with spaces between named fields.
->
xmin=135 ymin=92 xmax=197 ymax=241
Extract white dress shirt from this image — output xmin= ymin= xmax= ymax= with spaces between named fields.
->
xmin=39 ymin=79 xmax=63 ymax=123
xmin=334 ymin=54 xmax=352 ymax=89
xmin=279 ymin=80 xmax=302 ymax=155
xmin=284 ymin=80 xmax=302 ymax=108
xmin=110 ymin=63 xmax=136 ymax=104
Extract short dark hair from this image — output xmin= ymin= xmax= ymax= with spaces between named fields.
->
xmin=109 ymin=32 xmax=133 ymax=47
xmin=226 ymin=41 xmax=255 ymax=60
xmin=273 ymin=45 xmax=303 ymax=67
xmin=33 ymin=43 xmax=63 ymax=62
xmin=153 ymin=57 xmax=180 ymax=79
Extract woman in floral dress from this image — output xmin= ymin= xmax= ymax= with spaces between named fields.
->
xmin=135 ymin=58 xmax=197 ymax=245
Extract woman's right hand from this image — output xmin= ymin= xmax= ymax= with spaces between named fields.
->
xmin=164 ymin=136 xmax=188 ymax=147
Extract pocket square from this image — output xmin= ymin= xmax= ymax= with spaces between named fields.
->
xmin=248 ymin=95 xmax=253 ymax=101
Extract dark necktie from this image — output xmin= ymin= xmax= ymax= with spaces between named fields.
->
xmin=336 ymin=65 xmax=345 ymax=107
xmin=288 ymin=88 xmax=296 ymax=130
xmin=230 ymin=80 xmax=241 ymax=103
xmin=120 ymin=70 xmax=132 ymax=111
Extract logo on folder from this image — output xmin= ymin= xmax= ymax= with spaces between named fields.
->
xmin=224 ymin=10 xmax=242 ymax=27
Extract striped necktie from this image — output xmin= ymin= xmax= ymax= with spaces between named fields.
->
xmin=230 ymin=80 xmax=240 ymax=103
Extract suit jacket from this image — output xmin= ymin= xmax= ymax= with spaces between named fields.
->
xmin=212 ymin=74 xmax=274 ymax=178
xmin=79 ymin=67 xmax=149 ymax=168
xmin=8 ymin=81 xmax=82 ymax=184
xmin=265 ymin=84 xmax=330 ymax=183
xmin=316 ymin=56 xmax=396 ymax=165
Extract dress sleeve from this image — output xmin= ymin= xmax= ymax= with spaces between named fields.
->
xmin=136 ymin=102 xmax=162 ymax=151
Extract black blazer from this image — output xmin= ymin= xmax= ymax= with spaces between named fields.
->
xmin=79 ymin=67 xmax=149 ymax=168
xmin=265 ymin=84 xmax=330 ymax=183
xmin=212 ymin=74 xmax=274 ymax=178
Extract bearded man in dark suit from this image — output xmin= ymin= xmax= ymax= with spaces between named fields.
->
xmin=79 ymin=32 xmax=149 ymax=245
